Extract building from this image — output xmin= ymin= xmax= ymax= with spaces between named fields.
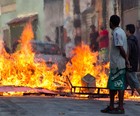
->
xmin=0 ymin=0 xmax=16 ymax=49
xmin=0 ymin=0 xmax=65 ymax=51
xmin=1 ymin=0 xmax=139 ymax=52
xmin=80 ymin=0 xmax=118 ymax=44
xmin=121 ymin=0 xmax=139 ymax=28
xmin=44 ymin=0 xmax=64 ymax=50
xmin=0 ymin=0 xmax=45 ymax=50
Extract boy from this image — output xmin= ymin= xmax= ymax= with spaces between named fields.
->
xmin=126 ymin=24 xmax=140 ymax=95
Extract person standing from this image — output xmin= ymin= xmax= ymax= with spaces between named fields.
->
xmin=101 ymin=15 xmax=130 ymax=114
xmin=89 ymin=25 xmax=99 ymax=52
xmin=125 ymin=24 xmax=140 ymax=95
xmin=97 ymin=24 xmax=109 ymax=64
xmin=135 ymin=20 xmax=140 ymax=71
xmin=65 ymin=37 xmax=75 ymax=61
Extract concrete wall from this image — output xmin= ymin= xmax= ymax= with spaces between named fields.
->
xmin=16 ymin=0 xmax=45 ymax=40
xmin=123 ymin=7 xmax=139 ymax=29
xmin=0 ymin=0 xmax=16 ymax=6
xmin=44 ymin=0 xmax=63 ymax=42
xmin=0 ymin=12 xmax=16 ymax=28
xmin=0 ymin=0 xmax=16 ymax=32
xmin=0 ymin=1 xmax=16 ymax=47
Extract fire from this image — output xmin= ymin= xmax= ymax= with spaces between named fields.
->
xmin=62 ymin=44 xmax=109 ymax=93
xmin=0 ymin=22 xmax=59 ymax=91
xmin=0 ymin=22 xmax=138 ymax=99
xmin=62 ymin=44 xmax=137 ymax=98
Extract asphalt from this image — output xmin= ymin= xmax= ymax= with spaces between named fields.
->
xmin=0 ymin=96 xmax=140 ymax=116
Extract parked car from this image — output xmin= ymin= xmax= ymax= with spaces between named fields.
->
xmin=31 ymin=40 xmax=67 ymax=74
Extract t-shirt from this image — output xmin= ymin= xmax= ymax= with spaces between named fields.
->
xmin=99 ymin=29 xmax=109 ymax=49
xmin=110 ymin=27 xmax=127 ymax=69
xmin=127 ymin=35 xmax=139 ymax=71
xmin=135 ymin=29 xmax=140 ymax=71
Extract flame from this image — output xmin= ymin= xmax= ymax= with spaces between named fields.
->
xmin=0 ymin=22 xmax=59 ymax=91
xmin=0 ymin=22 xmax=138 ymax=99
xmin=62 ymin=44 xmax=139 ymax=98
xmin=62 ymin=44 xmax=109 ymax=93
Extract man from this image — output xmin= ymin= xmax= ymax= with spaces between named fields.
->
xmin=89 ymin=25 xmax=99 ymax=52
xmin=135 ymin=20 xmax=140 ymax=71
xmin=126 ymin=24 xmax=140 ymax=95
xmin=97 ymin=24 xmax=109 ymax=63
xmin=101 ymin=15 xmax=130 ymax=114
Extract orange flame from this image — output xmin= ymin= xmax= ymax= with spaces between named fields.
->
xmin=0 ymin=22 xmax=138 ymax=98
xmin=62 ymin=44 xmax=109 ymax=93
xmin=0 ymin=23 xmax=59 ymax=90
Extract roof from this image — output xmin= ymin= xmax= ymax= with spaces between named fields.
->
xmin=7 ymin=14 xmax=38 ymax=25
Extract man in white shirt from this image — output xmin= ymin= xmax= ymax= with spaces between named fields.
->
xmin=101 ymin=15 xmax=130 ymax=114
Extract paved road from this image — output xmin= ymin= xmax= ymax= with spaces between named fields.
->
xmin=0 ymin=96 xmax=140 ymax=116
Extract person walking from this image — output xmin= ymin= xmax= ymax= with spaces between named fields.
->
xmin=135 ymin=20 xmax=140 ymax=71
xmin=97 ymin=24 xmax=109 ymax=64
xmin=125 ymin=24 xmax=140 ymax=95
xmin=101 ymin=15 xmax=130 ymax=114
xmin=89 ymin=24 xmax=99 ymax=52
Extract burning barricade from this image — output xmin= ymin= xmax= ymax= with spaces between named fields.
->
xmin=0 ymin=22 xmax=138 ymax=99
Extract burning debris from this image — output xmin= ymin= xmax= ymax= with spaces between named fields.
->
xmin=0 ymin=23 xmax=59 ymax=92
xmin=0 ymin=22 xmax=137 ymax=98
xmin=62 ymin=44 xmax=109 ymax=93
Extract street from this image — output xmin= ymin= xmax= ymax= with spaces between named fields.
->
xmin=0 ymin=96 xmax=140 ymax=116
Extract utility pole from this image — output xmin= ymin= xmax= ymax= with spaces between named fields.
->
xmin=73 ymin=0 xmax=81 ymax=46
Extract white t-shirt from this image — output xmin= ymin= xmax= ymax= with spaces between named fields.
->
xmin=110 ymin=27 xmax=127 ymax=69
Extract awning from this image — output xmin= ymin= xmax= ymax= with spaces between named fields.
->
xmin=7 ymin=14 xmax=38 ymax=25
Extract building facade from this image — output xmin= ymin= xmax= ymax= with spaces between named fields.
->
xmin=0 ymin=0 xmax=16 ymax=48
xmin=44 ymin=0 xmax=64 ymax=49
xmin=0 ymin=0 xmax=45 ymax=50
xmin=1 ymin=0 xmax=139 ymax=52
xmin=121 ymin=0 xmax=140 ymax=28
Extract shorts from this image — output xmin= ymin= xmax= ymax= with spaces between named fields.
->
xmin=126 ymin=72 xmax=140 ymax=89
xmin=108 ymin=68 xmax=126 ymax=90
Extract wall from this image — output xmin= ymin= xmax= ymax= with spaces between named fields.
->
xmin=0 ymin=0 xmax=16 ymax=48
xmin=44 ymin=0 xmax=63 ymax=42
xmin=64 ymin=0 xmax=74 ymax=42
xmin=16 ymin=0 xmax=45 ymax=40
xmin=123 ymin=7 xmax=139 ymax=29
xmin=0 ymin=0 xmax=16 ymax=6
